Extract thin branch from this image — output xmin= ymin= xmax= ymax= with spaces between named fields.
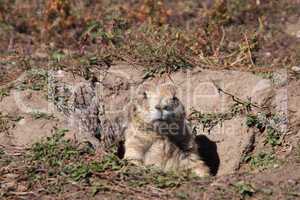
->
xmin=211 ymin=79 xmax=262 ymax=109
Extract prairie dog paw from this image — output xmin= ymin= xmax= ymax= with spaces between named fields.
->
xmin=127 ymin=159 xmax=143 ymax=166
xmin=193 ymin=166 xmax=210 ymax=177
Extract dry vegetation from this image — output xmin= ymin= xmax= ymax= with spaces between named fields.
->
xmin=1 ymin=0 xmax=299 ymax=81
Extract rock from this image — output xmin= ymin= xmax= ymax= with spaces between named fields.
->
xmin=143 ymin=69 xmax=274 ymax=113
xmin=202 ymin=117 xmax=255 ymax=175
xmin=0 ymin=83 xmax=71 ymax=147
xmin=144 ymin=69 xmax=274 ymax=175
xmin=0 ymin=116 xmax=61 ymax=146
xmin=285 ymin=19 xmax=300 ymax=38
xmin=0 ymin=66 xmax=280 ymax=176
xmin=292 ymin=66 xmax=300 ymax=73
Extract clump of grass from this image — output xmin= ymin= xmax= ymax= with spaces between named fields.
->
xmin=52 ymin=50 xmax=66 ymax=63
xmin=79 ymin=13 xmax=199 ymax=78
xmin=189 ymin=84 xmax=284 ymax=151
xmin=256 ymin=72 xmax=274 ymax=81
xmin=0 ymin=112 xmax=24 ymax=137
xmin=188 ymin=109 xmax=233 ymax=132
xmin=29 ymin=128 xmax=79 ymax=167
xmin=175 ymin=191 xmax=189 ymax=200
xmin=188 ymin=94 xmax=257 ymax=132
xmin=265 ymin=126 xmax=281 ymax=147
xmin=129 ymin=24 xmax=194 ymax=78
xmin=0 ymin=147 xmax=12 ymax=167
xmin=120 ymin=164 xmax=199 ymax=189
xmin=30 ymin=111 xmax=54 ymax=120
xmin=24 ymin=128 xmax=94 ymax=191
xmin=16 ymin=69 xmax=49 ymax=91
xmin=22 ymin=127 xmax=202 ymax=197
xmin=63 ymin=163 xmax=92 ymax=181
xmin=244 ymin=152 xmax=278 ymax=170
xmin=78 ymin=9 xmax=260 ymax=79
xmin=233 ymin=181 xmax=255 ymax=199
xmin=0 ymin=88 xmax=9 ymax=101
xmin=246 ymin=113 xmax=283 ymax=147
xmin=0 ymin=112 xmax=10 ymax=134
xmin=246 ymin=114 xmax=265 ymax=131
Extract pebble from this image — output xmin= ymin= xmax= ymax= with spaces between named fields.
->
xmin=2 ymin=181 xmax=16 ymax=190
xmin=265 ymin=52 xmax=271 ymax=57
xmin=292 ymin=66 xmax=300 ymax=73
xmin=18 ymin=118 xmax=26 ymax=125
xmin=287 ymin=179 xmax=296 ymax=185
xmin=57 ymin=70 xmax=65 ymax=77
xmin=17 ymin=183 xmax=28 ymax=192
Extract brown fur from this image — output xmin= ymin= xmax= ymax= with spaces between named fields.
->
xmin=124 ymin=82 xmax=210 ymax=177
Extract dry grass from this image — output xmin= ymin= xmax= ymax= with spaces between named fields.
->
xmin=0 ymin=130 xmax=206 ymax=199
xmin=0 ymin=0 xmax=299 ymax=79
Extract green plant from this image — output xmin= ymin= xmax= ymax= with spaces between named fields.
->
xmin=0 ymin=112 xmax=10 ymax=133
xmin=82 ymin=18 xmax=129 ymax=47
xmin=189 ymin=109 xmax=233 ymax=131
xmin=26 ymin=129 xmax=199 ymax=195
xmin=246 ymin=112 xmax=284 ymax=147
xmin=0 ymin=88 xmax=9 ymax=101
xmin=90 ymin=154 xmax=126 ymax=173
xmin=30 ymin=128 xmax=77 ymax=166
xmin=0 ymin=147 xmax=12 ymax=167
xmin=245 ymin=152 xmax=278 ymax=170
xmin=256 ymin=72 xmax=274 ymax=80
xmin=175 ymin=191 xmax=189 ymax=200
xmin=16 ymin=69 xmax=49 ymax=91
xmin=91 ymin=182 xmax=111 ymax=196
xmin=265 ymin=126 xmax=281 ymax=147
xmin=154 ymin=173 xmax=181 ymax=188
xmin=30 ymin=111 xmax=54 ymax=120
xmin=52 ymin=51 xmax=65 ymax=62
xmin=233 ymin=181 xmax=255 ymax=199
xmin=246 ymin=114 xmax=262 ymax=128
xmin=129 ymin=24 xmax=194 ymax=79
xmin=64 ymin=163 xmax=92 ymax=181
xmin=121 ymin=164 xmax=199 ymax=189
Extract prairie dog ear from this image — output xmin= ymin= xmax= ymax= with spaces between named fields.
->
xmin=159 ymin=83 xmax=177 ymax=97
xmin=136 ymin=82 xmax=156 ymax=99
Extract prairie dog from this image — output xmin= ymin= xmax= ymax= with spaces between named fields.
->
xmin=124 ymin=82 xmax=210 ymax=177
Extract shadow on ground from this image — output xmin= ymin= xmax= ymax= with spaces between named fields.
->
xmin=196 ymin=135 xmax=220 ymax=176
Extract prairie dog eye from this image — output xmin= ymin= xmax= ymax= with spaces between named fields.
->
xmin=162 ymin=105 xmax=172 ymax=111
xmin=143 ymin=92 xmax=147 ymax=99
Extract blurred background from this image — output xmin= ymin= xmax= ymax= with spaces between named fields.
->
xmin=0 ymin=0 xmax=299 ymax=83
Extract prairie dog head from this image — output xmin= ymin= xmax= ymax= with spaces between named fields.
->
xmin=133 ymin=82 xmax=185 ymax=125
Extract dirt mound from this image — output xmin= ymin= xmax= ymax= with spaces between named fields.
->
xmin=0 ymin=66 xmax=289 ymax=176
